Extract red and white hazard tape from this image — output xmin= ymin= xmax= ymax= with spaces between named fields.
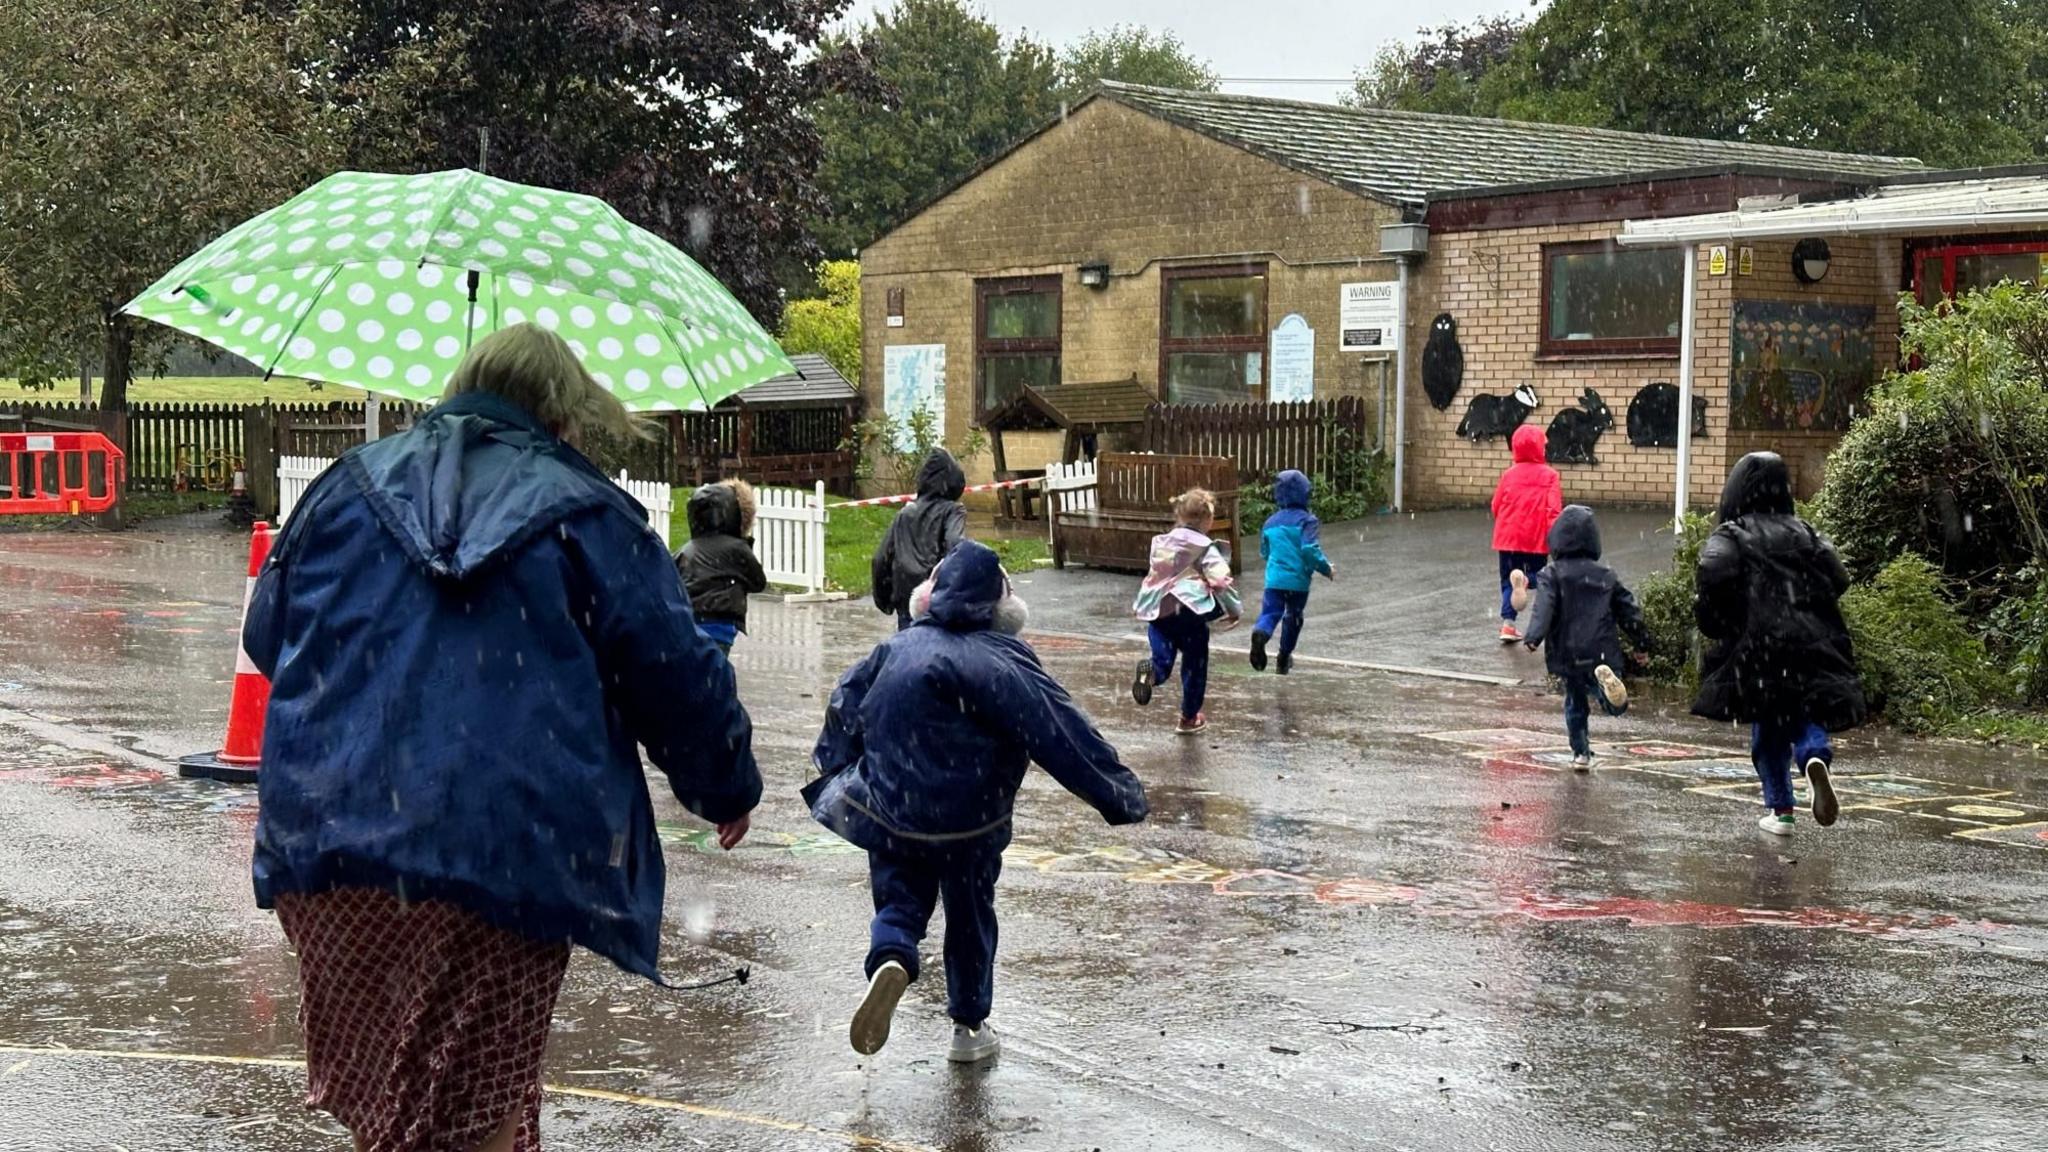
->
xmin=829 ymin=475 xmax=1045 ymax=509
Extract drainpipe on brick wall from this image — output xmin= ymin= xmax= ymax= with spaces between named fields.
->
xmin=1674 ymin=242 xmax=1697 ymax=529
xmin=1393 ymin=258 xmax=1410 ymax=512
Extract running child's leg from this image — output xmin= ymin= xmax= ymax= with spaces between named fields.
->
xmin=1178 ymin=614 xmax=1211 ymax=721
xmin=866 ymin=851 xmax=937 ymax=982
xmin=1562 ymin=675 xmax=1592 ymax=759
xmin=1278 ymin=589 xmax=1308 ymax=659
xmin=1750 ymin=722 xmax=1798 ymax=823
xmin=936 ymin=850 xmax=1003 ymax=1028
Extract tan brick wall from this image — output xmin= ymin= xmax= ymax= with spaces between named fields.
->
xmin=1403 ymin=223 xmax=1733 ymax=511
xmin=861 ymin=99 xmax=1403 ymax=487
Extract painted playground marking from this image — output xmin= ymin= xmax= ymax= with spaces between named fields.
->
xmin=0 ymin=1044 xmax=937 ymax=1151
xmin=1426 ymin=725 xmax=2047 ymax=851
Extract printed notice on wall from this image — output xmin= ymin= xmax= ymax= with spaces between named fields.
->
xmin=1339 ymin=282 xmax=1400 ymax=353
xmin=882 ymin=344 xmax=945 ymax=451
xmin=1270 ymin=314 xmax=1315 ymax=403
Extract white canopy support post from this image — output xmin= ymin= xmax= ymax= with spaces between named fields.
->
xmin=1393 ymin=258 xmax=1410 ymax=511
xmin=364 ymin=392 xmax=382 ymax=442
xmin=1674 ymin=242 xmax=1698 ymax=530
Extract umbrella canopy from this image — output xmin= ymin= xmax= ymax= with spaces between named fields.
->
xmin=122 ymin=169 xmax=793 ymax=411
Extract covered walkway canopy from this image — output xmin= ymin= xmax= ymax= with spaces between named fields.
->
xmin=1615 ymin=169 xmax=2048 ymax=524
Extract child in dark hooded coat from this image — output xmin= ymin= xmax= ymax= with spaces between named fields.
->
xmin=676 ymin=482 xmax=767 ymax=653
xmin=808 ymin=540 xmax=1147 ymax=1064
xmin=1692 ymin=451 xmax=1864 ymax=836
xmin=1521 ymin=505 xmax=1651 ymax=768
xmin=871 ymin=448 xmax=969 ymax=629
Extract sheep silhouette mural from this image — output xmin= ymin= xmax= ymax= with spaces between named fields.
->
xmin=1545 ymin=388 xmax=1614 ymax=465
xmin=1421 ymin=314 xmax=1464 ymax=411
xmin=1454 ymin=384 xmax=1539 ymax=442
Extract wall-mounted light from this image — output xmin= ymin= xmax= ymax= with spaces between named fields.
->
xmin=1791 ymin=238 xmax=1831 ymax=284
xmin=1078 ymin=261 xmax=1110 ymax=290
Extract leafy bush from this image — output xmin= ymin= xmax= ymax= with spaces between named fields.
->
xmin=778 ymin=260 xmax=861 ymax=385
xmin=847 ymin=404 xmax=988 ymax=493
xmin=1239 ymin=421 xmax=1390 ymax=527
xmin=1811 ymin=283 xmax=2048 ymax=589
xmin=1631 ymin=511 xmax=1712 ymax=687
xmin=1984 ymin=568 xmax=2048 ymax=705
xmin=1839 ymin=555 xmax=2009 ymax=734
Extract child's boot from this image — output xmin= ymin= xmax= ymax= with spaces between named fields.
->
xmin=1249 ymin=629 xmax=1270 ymax=672
xmin=850 ymin=960 xmax=910 ymax=1055
xmin=1593 ymin=664 xmax=1628 ymax=711
xmin=948 ymin=1021 xmax=1001 ymax=1064
xmin=1276 ymin=651 xmax=1293 ymax=676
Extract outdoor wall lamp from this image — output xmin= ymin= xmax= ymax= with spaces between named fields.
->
xmin=1078 ymin=262 xmax=1111 ymax=290
xmin=1792 ymin=238 xmax=1831 ymax=284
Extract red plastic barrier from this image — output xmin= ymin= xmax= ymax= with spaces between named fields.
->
xmin=0 ymin=432 xmax=126 ymax=515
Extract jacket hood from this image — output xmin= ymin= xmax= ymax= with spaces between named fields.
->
xmin=1717 ymin=451 xmax=1795 ymax=523
xmin=1275 ymin=470 xmax=1311 ymax=510
xmin=1511 ymin=423 xmax=1546 ymax=463
xmin=1548 ymin=504 xmax=1602 ymax=559
xmin=923 ymin=540 xmax=1009 ymax=631
xmin=349 ymin=391 xmax=635 ymax=582
xmin=687 ymin=483 xmax=742 ymax=539
xmin=916 ymin=448 xmax=967 ymax=501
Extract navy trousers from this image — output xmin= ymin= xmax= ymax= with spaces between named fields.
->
xmin=1752 ymin=720 xmax=1833 ymax=812
xmin=1254 ymin=588 xmax=1310 ymax=658
xmin=1562 ymin=669 xmax=1628 ymax=757
xmin=1498 ymin=550 xmax=1547 ymax=623
xmin=866 ymin=848 xmax=1004 ymax=1027
xmin=1147 ymin=607 xmax=1212 ymax=721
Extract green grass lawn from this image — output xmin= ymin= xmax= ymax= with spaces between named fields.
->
xmin=668 ymin=501 xmax=1050 ymax=595
xmin=0 ymin=376 xmax=363 ymax=405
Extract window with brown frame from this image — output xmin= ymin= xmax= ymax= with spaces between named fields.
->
xmin=975 ymin=275 xmax=1061 ymax=418
xmin=1160 ymin=263 xmax=1268 ymax=404
xmin=1540 ymin=241 xmax=1684 ymax=357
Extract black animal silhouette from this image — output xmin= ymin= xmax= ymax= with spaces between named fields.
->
xmin=1625 ymin=381 xmax=1710 ymax=448
xmin=1545 ymin=388 xmax=1615 ymax=465
xmin=1421 ymin=313 xmax=1463 ymax=411
xmin=1455 ymin=384 xmax=1538 ymax=442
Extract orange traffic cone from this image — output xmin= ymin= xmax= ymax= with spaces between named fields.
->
xmin=179 ymin=521 xmax=275 ymax=784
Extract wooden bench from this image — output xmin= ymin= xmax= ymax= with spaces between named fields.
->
xmin=1049 ymin=452 xmax=1240 ymax=575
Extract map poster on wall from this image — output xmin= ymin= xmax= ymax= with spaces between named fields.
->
xmin=882 ymin=344 xmax=946 ymax=450
xmin=1269 ymin=314 xmax=1315 ymax=403
xmin=1729 ymin=301 xmax=1876 ymax=432
xmin=1339 ymin=281 xmax=1400 ymax=353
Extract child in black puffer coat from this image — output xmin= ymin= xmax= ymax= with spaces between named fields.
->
xmin=1521 ymin=504 xmax=1651 ymax=770
xmin=677 ymin=481 xmax=766 ymax=654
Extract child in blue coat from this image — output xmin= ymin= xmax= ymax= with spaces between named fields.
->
xmin=1249 ymin=470 xmax=1335 ymax=675
xmin=807 ymin=541 xmax=1148 ymax=1065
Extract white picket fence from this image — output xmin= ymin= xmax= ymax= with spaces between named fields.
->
xmin=276 ymin=455 xmax=333 ymax=525
xmin=755 ymin=481 xmax=835 ymax=599
xmin=1042 ymin=459 xmax=1099 ymax=542
xmin=614 ymin=472 xmax=674 ymax=549
xmin=274 ymin=456 xmax=676 ymax=550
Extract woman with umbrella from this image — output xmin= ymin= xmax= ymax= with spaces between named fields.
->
xmin=241 ymin=323 xmax=760 ymax=1152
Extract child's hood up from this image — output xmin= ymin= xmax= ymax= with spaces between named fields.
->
xmin=1547 ymin=504 xmax=1602 ymax=560
xmin=1510 ymin=424 xmax=1546 ymax=464
xmin=686 ymin=483 xmax=743 ymax=539
xmin=1275 ymin=469 xmax=1311 ymax=510
xmin=916 ymin=448 xmax=967 ymax=502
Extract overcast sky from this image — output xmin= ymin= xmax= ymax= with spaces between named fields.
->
xmin=837 ymin=0 xmax=1534 ymax=105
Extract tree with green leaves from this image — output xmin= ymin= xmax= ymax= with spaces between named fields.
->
xmin=1348 ymin=16 xmax=1525 ymax=116
xmin=0 ymin=0 xmax=338 ymax=407
xmin=282 ymin=0 xmax=871 ymax=324
xmin=779 ymin=260 xmax=861 ymax=385
xmin=1059 ymin=25 xmax=1219 ymax=99
xmin=812 ymin=0 xmax=1060 ymax=257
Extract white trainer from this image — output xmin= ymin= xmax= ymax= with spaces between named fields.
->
xmin=1758 ymin=812 xmax=1795 ymax=837
xmin=948 ymin=1021 xmax=1001 ymax=1064
xmin=850 ymin=960 xmax=909 ymax=1056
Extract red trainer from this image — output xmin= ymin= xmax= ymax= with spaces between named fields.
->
xmin=1499 ymin=622 xmax=1522 ymax=643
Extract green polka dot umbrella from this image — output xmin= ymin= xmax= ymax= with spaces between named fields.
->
xmin=121 ymin=169 xmax=794 ymax=410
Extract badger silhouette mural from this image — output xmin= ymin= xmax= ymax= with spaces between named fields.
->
xmin=1545 ymin=388 xmax=1614 ymax=465
xmin=1421 ymin=313 xmax=1463 ymax=411
xmin=1455 ymin=384 xmax=1539 ymax=441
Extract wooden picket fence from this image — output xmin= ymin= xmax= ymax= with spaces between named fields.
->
xmin=1141 ymin=397 xmax=1372 ymax=488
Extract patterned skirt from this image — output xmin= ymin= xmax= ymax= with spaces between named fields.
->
xmin=276 ymin=887 xmax=571 ymax=1152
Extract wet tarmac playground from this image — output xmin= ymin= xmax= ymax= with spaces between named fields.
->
xmin=0 ymin=520 xmax=2044 ymax=1150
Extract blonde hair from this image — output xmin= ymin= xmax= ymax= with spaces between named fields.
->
xmin=718 ymin=477 xmax=757 ymax=536
xmin=443 ymin=322 xmax=646 ymax=444
xmin=1174 ymin=487 xmax=1216 ymax=526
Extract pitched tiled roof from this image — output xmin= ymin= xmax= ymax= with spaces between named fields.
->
xmin=1101 ymin=83 xmax=1923 ymax=208
xmin=733 ymin=352 xmax=858 ymax=407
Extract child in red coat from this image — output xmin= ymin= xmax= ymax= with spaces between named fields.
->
xmin=1490 ymin=424 xmax=1563 ymax=642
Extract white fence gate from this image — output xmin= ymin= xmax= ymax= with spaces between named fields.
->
xmin=614 ymin=472 xmax=674 ymax=549
xmin=755 ymin=481 xmax=835 ymax=599
xmin=1042 ymin=459 xmax=1099 ymax=542
xmin=276 ymin=456 xmax=335 ymax=524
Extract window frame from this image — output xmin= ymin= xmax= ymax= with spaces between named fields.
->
xmin=974 ymin=274 xmax=1063 ymax=421
xmin=1158 ymin=261 xmax=1271 ymax=404
xmin=1914 ymin=240 xmax=2048 ymax=302
xmin=1538 ymin=240 xmax=1684 ymax=359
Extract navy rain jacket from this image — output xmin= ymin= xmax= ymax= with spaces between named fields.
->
xmin=244 ymin=391 xmax=761 ymax=980
xmin=807 ymin=541 xmax=1147 ymax=856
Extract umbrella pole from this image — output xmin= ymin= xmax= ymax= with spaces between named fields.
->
xmin=464 ymin=269 xmax=481 ymax=353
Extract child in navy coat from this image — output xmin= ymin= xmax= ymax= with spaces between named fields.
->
xmin=1520 ymin=505 xmax=1651 ymax=769
xmin=806 ymin=541 xmax=1148 ymax=1064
